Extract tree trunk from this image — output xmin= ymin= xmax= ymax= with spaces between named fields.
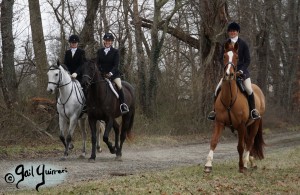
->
xmin=28 ymin=0 xmax=49 ymax=96
xmin=198 ymin=0 xmax=228 ymax=125
xmin=119 ymin=0 xmax=133 ymax=82
xmin=1 ymin=0 xmax=18 ymax=108
xmin=132 ymin=0 xmax=147 ymax=112
xmin=80 ymin=0 xmax=100 ymax=59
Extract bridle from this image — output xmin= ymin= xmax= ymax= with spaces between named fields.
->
xmin=48 ymin=66 xmax=71 ymax=88
xmin=82 ymin=63 xmax=106 ymax=89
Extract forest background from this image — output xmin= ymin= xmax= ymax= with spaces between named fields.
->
xmin=0 ymin=0 xmax=299 ymax=143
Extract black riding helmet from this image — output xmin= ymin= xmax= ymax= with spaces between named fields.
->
xmin=68 ymin=34 xmax=80 ymax=43
xmin=103 ymin=33 xmax=114 ymax=41
xmin=227 ymin=22 xmax=240 ymax=32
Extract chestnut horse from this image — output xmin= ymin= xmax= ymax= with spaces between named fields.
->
xmin=204 ymin=42 xmax=266 ymax=173
xmin=81 ymin=60 xmax=135 ymax=161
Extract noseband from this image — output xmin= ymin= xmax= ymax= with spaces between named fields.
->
xmin=223 ymin=62 xmax=236 ymax=81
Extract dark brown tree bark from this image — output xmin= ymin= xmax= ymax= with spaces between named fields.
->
xmin=1 ymin=0 xmax=18 ymax=108
xmin=28 ymin=0 xmax=49 ymax=96
xmin=80 ymin=0 xmax=100 ymax=59
xmin=198 ymin=0 xmax=228 ymax=124
xmin=132 ymin=0 xmax=147 ymax=112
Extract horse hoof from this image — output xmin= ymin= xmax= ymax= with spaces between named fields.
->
xmin=97 ymin=148 xmax=102 ymax=153
xmin=88 ymin=158 xmax=95 ymax=163
xmin=239 ymin=167 xmax=247 ymax=173
xmin=115 ymin=156 xmax=122 ymax=161
xmin=69 ymin=144 xmax=74 ymax=150
xmin=204 ymin=166 xmax=212 ymax=173
xmin=60 ymin=157 xmax=67 ymax=161
xmin=251 ymin=165 xmax=258 ymax=170
xmin=78 ymin=154 xmax=85 ymax=159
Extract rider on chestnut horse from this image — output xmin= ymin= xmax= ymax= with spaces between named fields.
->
xmin=208 ymin=22 xmax=261 ymax=121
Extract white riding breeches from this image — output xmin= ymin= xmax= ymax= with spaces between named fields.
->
xmin=114 ymin=78 xmax=122 ymax=90
xmin=214 ymin=77 xmax=253 ymax=96
xmin=243 ymin=78 xmax=253 ymax=95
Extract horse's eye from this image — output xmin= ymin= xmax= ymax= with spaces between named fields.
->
xmin=55 ymin=73 xmax=58 ymax=76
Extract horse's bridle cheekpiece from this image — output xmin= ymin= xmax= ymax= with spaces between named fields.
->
xmin=48 ymin=65 xmax=71 ymax=88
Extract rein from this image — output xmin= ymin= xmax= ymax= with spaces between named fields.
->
xmin=221 ymin=62 xmax=238 ymax=133
xmin=82 ymin=64 xmax=107 ymax=91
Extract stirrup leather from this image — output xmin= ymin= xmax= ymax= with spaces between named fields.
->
xmin=120 ymin=103 xmax=129 ymax=114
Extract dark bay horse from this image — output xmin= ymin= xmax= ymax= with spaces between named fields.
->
xmin=81 ymin=60 xmax=135 ymax=161
xmin=204 ymin=42 xmax=266 ymax=173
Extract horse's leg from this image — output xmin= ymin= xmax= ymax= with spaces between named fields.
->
xmin=65 ymin=116 xmax=78 ymax=157
xmin=96 ymin=121 xmax=104 ymax=153
xmin=103 ymin=118 xmax=116 ymax=154
xmin=78 ymin=117 xmax=87 ymax=158
xmin=204 ymin=122 xmax=224 ymax=173
xmin=249 ymin=153 xmax=257 ymax=169
xmin=112 ymin=119 xmax=121 ymax=158
xmin=245 ymin=120 xmax=261 ymax=169
xmin=237 ymin=124 xmax=247 ymax=173
xmin=88 ymin=117 xmax=98 ymax=161
xmin=58 ymin=116 xmax=68 ymax=160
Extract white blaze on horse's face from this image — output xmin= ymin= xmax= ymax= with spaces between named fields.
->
xmin=47 ymin=69 xmax=60 ymax=94
xmin=226 ymin=51 xmax=234 ymax=75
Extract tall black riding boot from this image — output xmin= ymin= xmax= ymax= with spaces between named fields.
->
xmin=118 ymin=88 xmax=129 ymax=114
xmin=248 ymin=93 xmax=260 ymax=120
xmin=207 ymin=95 xmax=217 ymax=121
xmin=207 ymin=87 xmax=222 ymax=121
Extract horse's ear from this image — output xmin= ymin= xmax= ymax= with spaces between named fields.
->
xmin=234 ymin=42 xmax=239 ymax=52
xmin=224 ymin=42 xmax=230 ymax=52
xmin=57 ymin=60 xmax=60 ymax=66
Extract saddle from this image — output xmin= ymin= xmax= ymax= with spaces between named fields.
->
xmin=236 ymin=76 xmax=247 ymax=95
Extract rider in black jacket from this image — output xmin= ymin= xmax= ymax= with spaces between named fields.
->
xmin=96 ymin=33 xmax=129 ymax=114
xmin=208 ymin=22 xmax=261 ymax=120
xmin=64 ymin=34 xmax=86 ymax=83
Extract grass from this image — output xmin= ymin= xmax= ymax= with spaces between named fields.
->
xmin=6 ymin=145 xmax=300 ymax=195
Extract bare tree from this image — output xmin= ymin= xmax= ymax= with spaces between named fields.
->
xmin=132 ymin=0 xmax=147 ymax=112
xmin=197 ymin=0 xmax=228 ymax=124
xmin=80 ymin=0 xmax=100 ymax=59
xmin=28 ymin=0 xmax=49 ymax=96
xmin=1 ymin=0 xmax=18 ymax=108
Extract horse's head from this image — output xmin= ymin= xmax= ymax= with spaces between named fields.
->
xmin=223 ymin=42 xmax=239 ymax=81
xmin=47 ymin=65 xmax=61 ymax=94
xmin=81 ymin=60 xmax=98 ymax=94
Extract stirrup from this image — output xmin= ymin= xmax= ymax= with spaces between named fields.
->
xmin=251 ymin=109 xmax=261 ymax=120
xmin=120 ymin=103 xmax=129 ymax=114
xmin=207 ymin=111 xmax=216 ymax=121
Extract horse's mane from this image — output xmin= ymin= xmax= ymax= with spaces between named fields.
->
xmin=60 ymin=64 xmax=69 ymax=71
xmin=48 ymin=64 xmax=59 ymax=70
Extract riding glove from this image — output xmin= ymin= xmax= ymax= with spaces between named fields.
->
xmin=71 ymin=73 xmax=77 ymax=78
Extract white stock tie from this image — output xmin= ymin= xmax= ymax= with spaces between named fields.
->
xmin=104 ymin=47 xmax=110 ymax=55
xmin=71 ymin=48 xmax=77 ymax=57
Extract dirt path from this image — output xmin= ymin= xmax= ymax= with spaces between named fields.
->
xmin=1 ymin=130 xmax=299 ymax=192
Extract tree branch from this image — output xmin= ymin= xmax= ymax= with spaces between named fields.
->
xmin=136 ymin=17 xmax=200 ymax=49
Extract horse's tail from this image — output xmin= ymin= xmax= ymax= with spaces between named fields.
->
xmin=124 ymin=107 xmax=135 ymax=140
xmin=252 ymin=119 xmax=265 ymax=160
